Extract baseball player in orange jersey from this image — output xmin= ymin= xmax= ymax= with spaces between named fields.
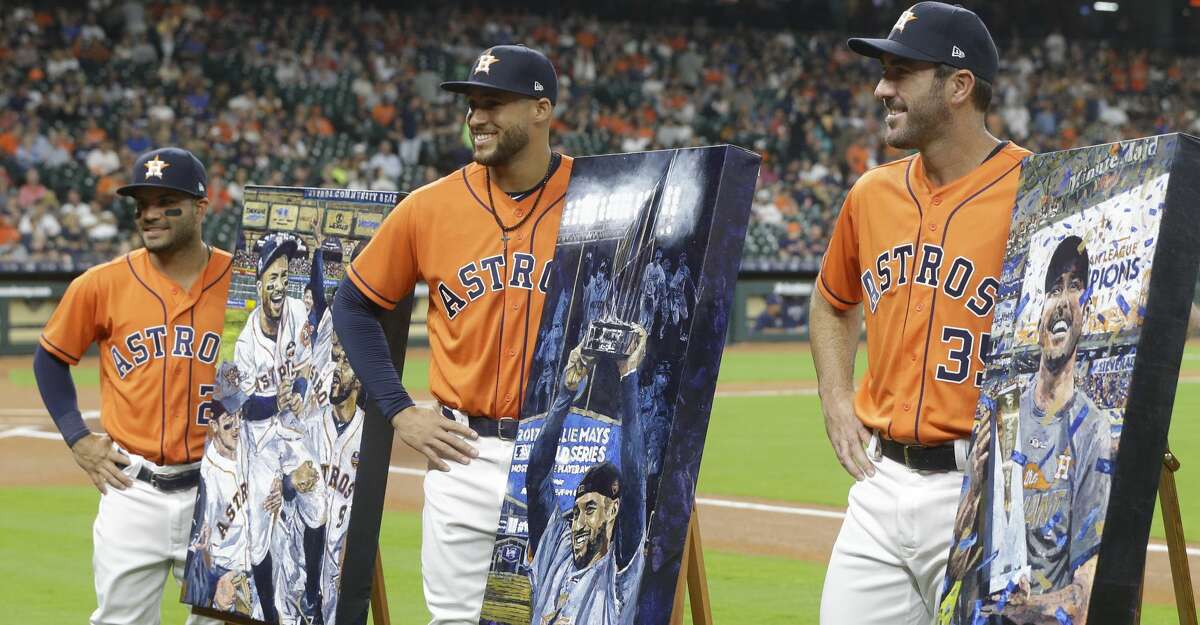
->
xmin=809 ymin=3 xmax=1032 ymax=623
xmin=33 ymin=147 xmax=232 ymax=625
xmin=332 ymin=45 xmax=572 ymax=623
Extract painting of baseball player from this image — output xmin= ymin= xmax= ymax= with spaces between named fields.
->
xmin=235 ymin=234 xmax=326 ymax=432
xmin=526 ymin=325 xmax=648 ymax=625
xmin=663 ymin=251 xmax=695 ymax=339
xmin=1003 ymin=235 xmax=1111 ymax=622
xmin=637 ymin=249 xmax=666 ymax=336
xmin=264 ymin=423 xmax=326 ymax=625
xmin=232 ymin=233 xmax=329 ymax=624
xmin=185 ymin=406 xmax=262 ymax=619
xmin=582 ymin=256 xmax=611 ymax=331
xmin=303 ymin=312 xmax=366 ymax=625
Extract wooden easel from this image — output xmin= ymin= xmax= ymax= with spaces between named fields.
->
xmin=223 ymin=546 xmax=391 ymax=625
xmin=1135 ymin=449 xmax=1198 ymax=625
xmin=369 ymin=546 xmax=392 ymax=625
xmin=669 ymin=507 xmax=714 ymax=625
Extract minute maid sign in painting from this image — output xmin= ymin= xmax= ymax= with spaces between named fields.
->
xmin=479 ymin=145 xmax=760 ymax=625
xmin=938 ymin=134 xmax=1200 ymax=624
xmin=183 ymin=186 xmax=401 ymax=625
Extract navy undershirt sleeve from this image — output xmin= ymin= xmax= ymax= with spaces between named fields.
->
xmin=33 ymin=345 xmax=91 ymax=446
xmin=332 ymin=277 xmax=415 ymax=421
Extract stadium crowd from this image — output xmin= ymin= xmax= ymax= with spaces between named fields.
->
xmin=1 ymin=2 xmax=1199 ymax=273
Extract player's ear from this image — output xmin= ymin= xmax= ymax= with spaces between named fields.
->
xmin=532 ymin=97 xmax=553 ymax=124
xmin=194 ymin=196 xmax=210 ymax=220
xmin=948 ymin=69 xmax=976 ymax=108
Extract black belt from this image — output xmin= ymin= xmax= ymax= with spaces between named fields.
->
xmin=878 ymin=437 xmax=958 ymax=472
xmin=441 ymin=407 xmax=519 ymax=441
xmin=136 ymin=466 xmax=201 ymax=492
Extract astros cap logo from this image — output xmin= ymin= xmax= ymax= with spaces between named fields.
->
xmin=892 ymin=7 xmax=917 ymax=32
xmin=144 ymin=155 xmax=171 ymax=179
xmin=474 ymin=51 xmax=500 ymax=75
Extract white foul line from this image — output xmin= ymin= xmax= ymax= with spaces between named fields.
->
xmin=3 ymin=423 xmax=1198 ymax=558
xmin=385 ymin=465 xmax=1199 ymax=556
xmin=0 ymin=427 xmax=61 ymax=440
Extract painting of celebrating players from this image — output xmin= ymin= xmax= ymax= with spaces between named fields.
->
xmin=938 ymin=134 xmax=1200 ymax=624
xmin=478 ymin=145 xmax=760 ymax=625
xmin=182 ymin=186 xmax=401 ymax=625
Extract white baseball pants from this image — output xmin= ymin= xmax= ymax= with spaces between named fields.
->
xmin=819 ymin=438 xmax=966 ymax=625
xmin=421 ymin=432 xmax=514 ymax=625
xmin=91 ymin=453 xmax=223 ymax=625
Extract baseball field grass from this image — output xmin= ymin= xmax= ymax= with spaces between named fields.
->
xmin=5 ymin=343 xmax=1200 ymax=623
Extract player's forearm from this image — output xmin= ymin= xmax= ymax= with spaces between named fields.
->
xmin=311 ymin=249 xmax=328 ymax=320
xmin=332 ymin=278 xmax=414 ymax=419
xmin=808 ymin=295 xmax=861 ymax=399
xmin=33 ymin=345 xmax=90 ymax=446
xmin=528 ymin=382 xmax=576 ymax=552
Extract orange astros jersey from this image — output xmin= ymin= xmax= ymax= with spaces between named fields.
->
xmin=348 ymin=156 xmax=573 ymax=419
xmin=39 ymin=248 xmax=234 ymax=464
xmin=818 ymin=142 xmax=1030 ymax=445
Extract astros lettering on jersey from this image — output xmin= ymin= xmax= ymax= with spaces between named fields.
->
xmin=348 ymin=157 xmax=574 ymax=418
xmin=40 ymin=247 xmax=235 ymax=464
xmin=817 ymin=143 xmax=1031 ymax=444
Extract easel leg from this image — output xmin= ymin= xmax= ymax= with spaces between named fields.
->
xmin=1159 ymin=450 xmax=1197 ymax=625
xmin=685 ymin=510 xmax=713 ymax=624
xmin=669 ymin=507 xmax=713 ymax=625
xmin=371 ymin=545 xmax=392 ymax=625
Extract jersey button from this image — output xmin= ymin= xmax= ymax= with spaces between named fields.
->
xmin=508 ymin=348 xmax=517 ymax=357
xmin=504 ymin=393 xmax=513 ymax=402
xmin=512 ymin=303 xmax=519 ymax=311
xmin=910 ymin=354 xmax=917 ymax=362
xmin=902 ymin=401 xmax=912 ymax=411
xmin=932 ymin=196 xmax=942 ymax=206
xmin=915 ymin=303 xmax=923 ymax=312
xmin=928 ymin=223 xmax=937 ymax=231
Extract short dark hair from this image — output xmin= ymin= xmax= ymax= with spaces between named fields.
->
xmin=934 ymin=64 xmax=992 ymax=113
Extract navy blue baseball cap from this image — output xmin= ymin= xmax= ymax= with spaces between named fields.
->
xmin=848 ymin=2 xmax=999 ymax=83
xmin=255 ymin=233 xmax=301 ymax=279
xmin=576 ymin=462 xmax=620 ymax=499
xmin=117 ymin=147 xmax=208 ymax=199
xmin=441 ymin=45 xmax=558 ymax=105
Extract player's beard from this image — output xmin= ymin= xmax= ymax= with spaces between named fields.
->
xmin=883 ymin=83 xmax=950 ymax=151
xmin=331 ymin=371 xmax=359 ymax=407
xmin=572 ymin=527 xmax=604 ymax=569
xmin=473 ymin=123 xmax=530 ymax=167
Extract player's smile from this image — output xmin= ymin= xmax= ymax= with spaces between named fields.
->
xmin=473 ymin=129 xmax=498 ymax=147
xmin=883 ymin=99 xmax=907 ymax=127
xmin=132 ymin=187 xmax=200 ymax=252
xmin=258 ymin=255 xmax=290 ymax=322
xmin=1039 ymin=269 xmax=1085 ymax=370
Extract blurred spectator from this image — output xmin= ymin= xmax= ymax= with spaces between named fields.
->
xmin=86 ymin=140 xmax=120 ymax=177
xmin=367 ymin=140 xmax=402 ymax=183
xmin=17 ymin=169 xmax=48 ymax=210
xmin=19 ymin=197 xmax=61 ymax=239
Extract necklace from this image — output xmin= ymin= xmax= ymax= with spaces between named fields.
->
xmin=484 ymin=152 xmax=560 ymax=245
